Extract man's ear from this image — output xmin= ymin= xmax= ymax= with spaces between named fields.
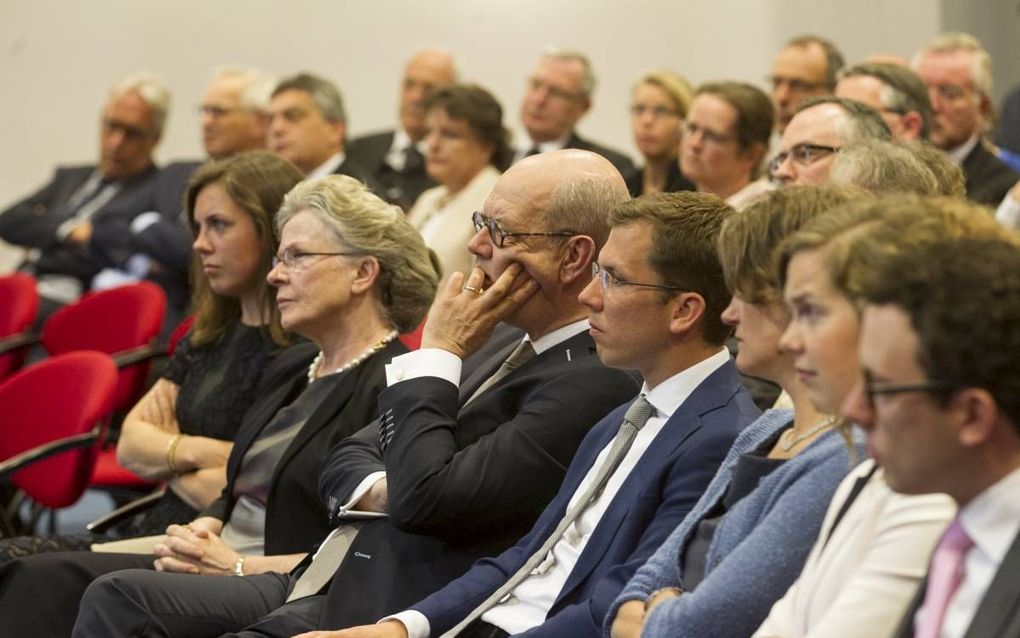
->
xmin=668 ymin=291 xmax=707 ymax=337
xmin=900 ymin=111 xmax=925 ymax=140
xmin=350 ymin=256 xmax=381 ymax=295
xmin=559 ymin=235 xmax=596 ymax=285
xmin=955 ymin=387 xmax=1001 ymax=448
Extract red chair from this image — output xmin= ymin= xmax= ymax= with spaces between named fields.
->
xmin=42 ymin=282 xmax=167 ymax=413
xmin=0 ymin=273 xmax=39 ymax=381
xmin=89 ymin=315 xmax=193 ymax=494
xmin=0 ymin=351 xmax=118 ymax=535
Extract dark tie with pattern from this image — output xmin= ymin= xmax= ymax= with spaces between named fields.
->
xmin=440 ymin=395 xmax=656 ymax=637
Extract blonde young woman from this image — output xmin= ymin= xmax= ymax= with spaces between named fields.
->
xmin=753 ymin=195 xmax=1007 ymax=637
xmin=625 ymin=70 xmax=696 ymax=197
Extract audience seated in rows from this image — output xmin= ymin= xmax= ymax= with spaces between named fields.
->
xmin=0 ymin=173 xmax=438 ymax=636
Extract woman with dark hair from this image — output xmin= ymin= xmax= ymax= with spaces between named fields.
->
xmin=0 ymin=175 xmax=440 ymax=637
xmin=407 ymin=82 xmax=509 ymax=280
xmin=0 ymin=151 xmax=304 ymax=560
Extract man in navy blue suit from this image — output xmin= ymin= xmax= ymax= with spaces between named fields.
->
xmin=307 ymin=191 xmax=762 ymax=638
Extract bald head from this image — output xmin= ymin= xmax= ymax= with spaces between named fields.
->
xmin=401 ymin=48 xmax=457 ymax=140
xmin=504 ymin=149 xmax=627 ymax=247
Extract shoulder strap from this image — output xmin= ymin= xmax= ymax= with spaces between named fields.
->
xmin=823 ymin=462 xmax=880 ymax=549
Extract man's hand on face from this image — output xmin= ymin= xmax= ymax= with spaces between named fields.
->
xmin=421 ymin=263 xmax=540 ymax=359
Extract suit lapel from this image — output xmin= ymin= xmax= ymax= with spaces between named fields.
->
xmin=554 ymin=359 xmax=741 ymax=604
xmin=963 ymin=529 xmax=1020 ymax=638
xmin=458 ymin=338 xmax=520 ymax=404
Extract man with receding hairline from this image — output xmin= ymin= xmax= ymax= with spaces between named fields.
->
xmin=349 ymin=49 xmax=458 ymax=210
xmin=0 ymin=72 xmax=167 ymax=317
xmin=515 ymin=49 xmax=635 ymax=178
xmin=767 ymin=35 xmax=844 ymax=134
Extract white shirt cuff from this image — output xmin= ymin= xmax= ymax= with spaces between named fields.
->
xmin=385 ymin=348 xmax=463 ymax=387
xmin=382 ymin=610 xmax=430 ymax=638
xmin=996 ymin=191 xmax=1020 ymax=230
xmin=56 ymin=217 xmax=80 ymax=241
xmin=343 ymin=471 xmax=387 ymax=511
xmin=131 ymin=211 xmax=162 ymax=234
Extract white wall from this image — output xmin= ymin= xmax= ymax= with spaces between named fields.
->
xmin=0 ymin=0 xmax=946 ymax=208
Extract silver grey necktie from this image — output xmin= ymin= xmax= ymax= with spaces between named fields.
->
xmin=440 ymin=395 xmax=655 ymax=637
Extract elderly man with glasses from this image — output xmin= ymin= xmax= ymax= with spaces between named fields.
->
xmin=770 ymin=96 xmax=891 ymax=187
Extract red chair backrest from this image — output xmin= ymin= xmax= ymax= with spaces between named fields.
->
xmin=42 ymin=282 xmax=166 ymax=411
xmin=0 ymin=273 xmax=39 ymax=380
xmin=0 ymin=351 xmax=118 ymax=507
xmin=398 ymin=317 xmax=426 ymax=351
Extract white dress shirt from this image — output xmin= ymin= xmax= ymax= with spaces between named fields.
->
xmin=921 ymin=467 xmax=1020 ymax=638
xmin=393 ymin=347 xmax=730 ymax=637
xmin=384 ymin=128 xmax=426 ymax=172
xmin=512 ymin=134 xmax=571 ymax=165
xmin=306 ymin=152 xmax=344 ymax=180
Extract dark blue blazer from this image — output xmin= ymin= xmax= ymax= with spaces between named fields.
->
xmin=412 ymin=358 xmax=760 ymax=637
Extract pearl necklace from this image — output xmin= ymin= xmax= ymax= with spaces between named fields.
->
xmin=779 ymin=415 xmax=838 ymax=452
xmin=308 ymin=331 xmax=398 ymax=383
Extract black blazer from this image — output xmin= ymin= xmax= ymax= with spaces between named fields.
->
xmin=90 ymin=160 xmax=204 ymax=318
xmin=0 ymin=164 xmax=158 ymax=284
xmin=962 ymin=141 xmax=1020 ymax=206
xmin=894 ymin=527 xmax=1020 ymax=638
xmin=316 ymin=326 xmax=641 ymax=628
xmin=625 ymin=161 xmax=695 ymax=197
xmin=347 ymin=130 xmax=436 ymax=210
xmin=201 ymin=339 xmax=407 ymax=555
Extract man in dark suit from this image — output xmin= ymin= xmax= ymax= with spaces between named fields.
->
xmin=912 ymin=33 xmax=1020 ymax=205
xmin=841 ymin=237 xmax=1020 ymax=638
xmin=0 ymin=72 xmax=167 ymax=316
xmin=72 ymin=149 xmax=642 ymax=637
xmin=514 ymin=49 xmax=635 ymax=179
xmin=310 ymin=191 xmax=760 ymax=638
xmin=268 ymin=73 xmax=377 ymax=190
xmin=347 ymin=49 xmax=457 ymax=211
xmin=90 ymin=67 xmax=275 ymax=325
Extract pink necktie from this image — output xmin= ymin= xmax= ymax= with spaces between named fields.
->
xmin=915 ymin=518 xmax=974 ymax=638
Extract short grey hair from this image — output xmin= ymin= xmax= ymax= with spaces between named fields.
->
xmin=914 ymin=32 xmax=993 ymax=100
xmin=541 ymin=47 xmax=597 ymax=98
xmin=212 ymin=66 xmax=275 ymax=113
xmin=276 ymin=175 xmax=439 ymax=332
xmin=272 ymin=72 xmax=346 ymax=124
xmin=903 ymin=140 xmax=967 ymax=197
xmin=547 ymin=176 xmax=630 ymax=251
xmin=109 ymin=71 xmax=171 ymax=138
xmin=839 ymin=62 xmax=933 ymax=139
xmin=830 ymin=139 xmax=940 ymax=195
xmin=796 ymin=96 xmax=892 ymax=143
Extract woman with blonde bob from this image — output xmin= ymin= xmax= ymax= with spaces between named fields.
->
xmin=1 ymin=175 xmax=441 ymax=637
xmin=608 ymin=185 xmax=868 ymax=638
xmin=753 ymin=196 xmax=1006 ymax=637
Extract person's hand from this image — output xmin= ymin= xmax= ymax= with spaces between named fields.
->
xmin=610 ymin=599 xmax=646 ymax=638
xmin=67 ymin=221 xmax=93 ymax=245
xmin=292 ymin=620 xmax=408 ymax=638
xmin=353 ymin=478 xmax=388 ymax=513
xmin=644 ymin=587 xmax=681 ymax=615
xmin=153 ymin=522 xmax=236 ymax=575
xmin=139 ymin=380 xmax=180 ymax=431
xmin=421 ymin=263 xmax=540 ymax=359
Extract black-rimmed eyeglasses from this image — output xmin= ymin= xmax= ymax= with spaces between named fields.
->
xmin=472 ymin=211 xmax=576 ymax=248
xmin=769 ymin=143 xmax=841 ymax=176
xmin=862 ymin=369 xmax=955 ymax=411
